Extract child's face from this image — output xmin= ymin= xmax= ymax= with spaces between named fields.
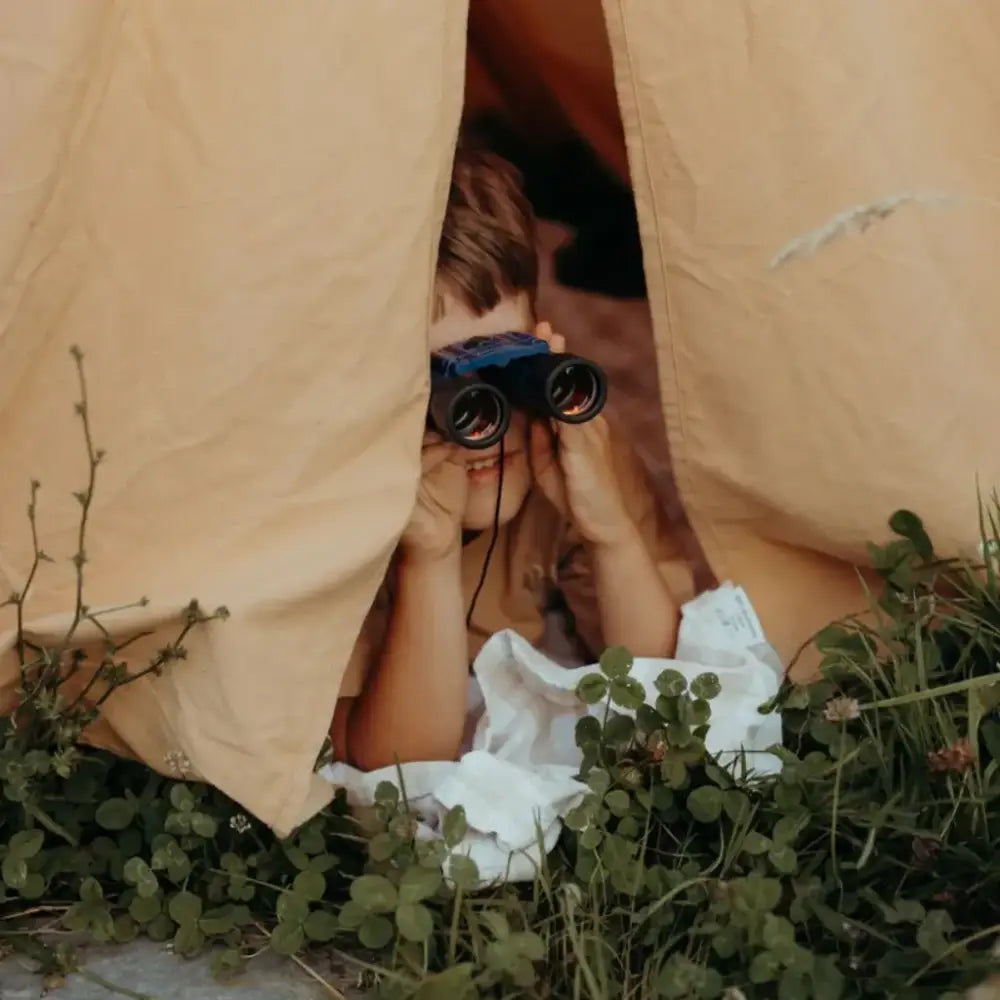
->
xmin=430 ymin=292 xmax=535 ymax=532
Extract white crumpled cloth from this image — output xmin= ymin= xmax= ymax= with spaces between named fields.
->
xmin=320 ymin=584 xmax=784 ymax=886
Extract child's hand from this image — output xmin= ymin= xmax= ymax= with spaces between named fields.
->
xmin=401 ymin=433 xmax=467 ymax=561
xmin=530 ymin=416 xmax=633 ymax=546
xmin=528 ymin=323 xmax=633 ymax=546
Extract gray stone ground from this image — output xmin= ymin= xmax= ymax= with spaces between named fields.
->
xmin=0 ymin=938 xmax=369 ymax=1000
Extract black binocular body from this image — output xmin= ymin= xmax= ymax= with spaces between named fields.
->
xmin=427 ymin=332 xmax=607 ymax=450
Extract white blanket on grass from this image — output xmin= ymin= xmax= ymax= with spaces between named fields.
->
xmin=319 ymin=584 xmax=784 ymax=886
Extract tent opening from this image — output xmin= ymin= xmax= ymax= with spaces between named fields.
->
xmin=461 ymin=0 xmax=708 ymax=587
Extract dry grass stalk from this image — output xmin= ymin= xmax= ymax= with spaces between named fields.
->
xmin=769 ymin=192 xmax=959 ymax=269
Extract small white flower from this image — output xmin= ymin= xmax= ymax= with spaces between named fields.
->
xmin=722 ymin=989 xmax=747 ymax=1000
xmin=163 ymin=749 xmax=193 ymax=777
xmin=823 ymin=696 xmax=861 ymax=723
xmin=229 ymin=813 xmax=252 ymax=834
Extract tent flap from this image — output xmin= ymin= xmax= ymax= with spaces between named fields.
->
xmin=0 ymin=0 xmax=469 ymax=834
xmin=603 ymin=0 xmax=1000 ymax=668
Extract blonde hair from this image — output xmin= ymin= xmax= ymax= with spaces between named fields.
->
xmin=434 ymin=136 xmax=538 ymax=319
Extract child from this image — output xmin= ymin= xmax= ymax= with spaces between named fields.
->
xmin=333 ymin=137 xmax=693 ymax=772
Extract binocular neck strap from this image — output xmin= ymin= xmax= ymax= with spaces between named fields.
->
xmin=465 ymin=436 xmax=505 ymax=631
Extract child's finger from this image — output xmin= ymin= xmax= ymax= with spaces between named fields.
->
xmin=528 ymin=417 xmax=558 ymax=460
xmin=536 ymin=321 xmax=566 ymax=354
xmin=420 ymin=440 xmax=461 ymax=473
xmin=554 ymin=420 xmax=586 ymax=454
xmin=529 ymin=420 xmax=568 ymax=512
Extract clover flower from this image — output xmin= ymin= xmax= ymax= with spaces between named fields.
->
xmin=823 ymin=696 xmax=860 ymax=723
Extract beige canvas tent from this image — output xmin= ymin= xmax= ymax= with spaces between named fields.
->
xmin=3 ymin=0 xmax=1000 ymax=836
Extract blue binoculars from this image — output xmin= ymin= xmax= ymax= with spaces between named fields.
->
xmin=428 ymin=332 xmax=607 ymax=450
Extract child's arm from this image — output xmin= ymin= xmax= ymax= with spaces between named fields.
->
xmin=527 ymin=322 xmax=691 ymax=659
xmin=347 ymin=548 xmax=468 ymax=771
xmin=532 ymin=415 xmax=684 ymax=658
xmin=582 ymin=520 xmax=680 ymax=658
xmin=344 ymin=437 xmax=470 ymax=771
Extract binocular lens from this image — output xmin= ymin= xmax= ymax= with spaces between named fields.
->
xmin=429 ymin=377 xmax=509 ymax=449
xmin=452 ymin=387 xmax=505 ymax=442
xmin=550 ymin=363 xmax=602 ymax=418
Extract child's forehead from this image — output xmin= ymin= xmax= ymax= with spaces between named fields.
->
xmin=429 ymin=293 xmax=533 ymax=353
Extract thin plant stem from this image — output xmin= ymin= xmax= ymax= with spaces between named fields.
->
xmin=16 ymin=480 xmax=46 ymax=673
xmin=60 ymin=345 xmax=103 ymax=652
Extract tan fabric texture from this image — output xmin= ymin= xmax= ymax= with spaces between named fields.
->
xmin=338 ymin=422 xmax=695 ymax=699
xmin=0 ymin=0 xmax=469 ymax=836
xmin=600 ymin=0 xmax=1000 ymax=672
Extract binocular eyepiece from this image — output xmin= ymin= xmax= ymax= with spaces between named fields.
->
xmin=428 ymin=332 xmax=607 ymax=450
